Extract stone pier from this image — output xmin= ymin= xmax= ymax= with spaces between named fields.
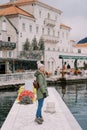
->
xmin=1 ymin=88 xmax=82 ymax=130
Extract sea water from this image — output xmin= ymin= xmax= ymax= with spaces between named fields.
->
xmin=0 ymin=84 xmax=87 ymax=130
xmin=56 ymin=83 xmax=87 ymax=130
xmin=0 ymin=90 xmax=17 ymax=128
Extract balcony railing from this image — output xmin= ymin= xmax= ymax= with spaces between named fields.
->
xmin=44 ymin=18 xmax=56 ymax=27
xmin=0 ymin=41 xmax=16 ymax=50
xmin=18 ymin=50 xmax=43 ymax=60
xmin=42 ymin=35 xmax=59 ymax=43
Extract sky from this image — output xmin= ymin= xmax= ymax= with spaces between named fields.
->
xmin=0 ymin=0 xmax=87 ymax=42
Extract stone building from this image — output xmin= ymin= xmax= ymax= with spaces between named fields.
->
xmin=0 ymin=0 xmax=87 ymax=73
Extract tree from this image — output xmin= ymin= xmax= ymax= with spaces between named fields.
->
xmin=23 ymin=38 xmax=30 ymax=51
xmin=31 ymin=37 xmax=38 ymax=50
xmin=38 ymin=38 xmax=45 ymax=50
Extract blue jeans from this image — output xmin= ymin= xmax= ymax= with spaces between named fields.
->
xmin=36 ymin=98 xmax=44 ymax=118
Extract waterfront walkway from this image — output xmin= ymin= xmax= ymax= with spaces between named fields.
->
xmin=0 ymin=72 xmax=87 ymax=88
xmin=1 ymin=88 xmax=82 ymax=130
xmin=0 ymin=72 xmax=34 ymax=87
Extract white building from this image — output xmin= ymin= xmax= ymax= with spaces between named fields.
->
xmin=0 ymin=0 xmax=87 ymax=73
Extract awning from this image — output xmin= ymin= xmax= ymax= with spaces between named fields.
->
xmin=59 ymin=55 xmax=87 ymax=60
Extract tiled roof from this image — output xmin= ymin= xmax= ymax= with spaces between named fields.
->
xmin=15 ymin=0 xmax=37 ymax=3
xmin=0 ymin=0 xmax=62 ymax=14
xmin=70 ymin=40 xmax=75 ymax=42
xmin=0 ymin=0 xmax=35 ymax=8
xmin=13 ymin=0 xmax=37 ymax=5
xmin=75 ymin=43 xmax=87 ymax=48
xmin=78 ymin=37 xmax=87 ymax=44
xmin=0 ymin=5 xmax=34 ymax=18
xmin=60 ymin=24 xmax=71 ymax=29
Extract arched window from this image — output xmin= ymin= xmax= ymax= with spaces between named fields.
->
xmin=2 ymin=20 xmax=6 ymax=31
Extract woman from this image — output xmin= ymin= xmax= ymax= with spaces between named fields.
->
xmin=34 ymin=61 xmax=48 ymax=124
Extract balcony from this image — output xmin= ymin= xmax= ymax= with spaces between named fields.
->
xmin=42 ymin=35 xmax=59 ymax=44
xmin=0 ymin=41 xmax=16 ymax=50
xmin=44 ymin=18 xmax=56 ymax=27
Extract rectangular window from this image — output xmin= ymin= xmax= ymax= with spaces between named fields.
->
xmin=48 ymin=28 xmax=50 ymax=35
xmin=0 ymin=33 xmax=2 ymax=40
xmin=48 ymin=13 xmax=50 ymax=19
xmin=8 ymin=37 xmax=11 ymax=42
xmin=39 ymin=11 xmax=41 ymax=17
xmin=53 ymin=30 xmax=55 ymax=36
xmin=53 ymin=48 xmax=55 ymax=51
xmin=66 ymin=32 xmax=68 ymax=39
xmin=66 ymin=48 xmax=68 ymax=52
xmin=58 ymin=48 xmax=60 ymax=52
xmin=0 ymin=51 xmax=2 ymax=57
xmin=48 ymin=47 xmax=50 ymax=51
xmin=58 ymin=32 xmax=60 ymax=38
xmin=48 ymin=61 xmax=50 ymax=71
xmin=20 ymin=33 xmax=22 ymax=37
xmin=2 ymin=20 xmax=6 ymax=31
xmin=42 ymin=28 xmax=44 ymax=34
xmin=78 ymin=49 xmax=81 ymax=53
xmin=62 ymin=32 xmax=64 ymax=38
xmin=7 ymin=51 xmax=13 ymax=58
xmin=22 ymin=23 xmax=26 ymax=31
xmin=55 ymin=15 xmax=57 ymax=21
xmin=29 ymin=25 xmax=32 ymax=32
xmin=62 ymin=48 xmax=64 ymax=52
xmin=36 ymin=26 xmax=39 ymax=34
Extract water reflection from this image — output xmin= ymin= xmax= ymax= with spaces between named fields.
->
xmin=60 ymin=78 xmax=66 ymax=98
xmin=0 ymin=84 xmax=87 ymax=130
xmin=0 ymin=90 xmax=17 ymax=128
xmin=56 ymin=83 xmax=87 ymax=130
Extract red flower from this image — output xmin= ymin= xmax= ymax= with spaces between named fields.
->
xmin=18 ymin=90 xmax=35 ymax=101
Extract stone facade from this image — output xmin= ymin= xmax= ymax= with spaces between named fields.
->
xmin=0 ymin=0 xmax=87 ymax=73
xmin=0 ymin=16 xmax=17 ymax=58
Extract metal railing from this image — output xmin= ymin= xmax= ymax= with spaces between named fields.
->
xmin=0 ymin=41 xmax=16 ymax=50
xmin=42 ymin=35 xmax=59 ymax=43
xmin=44 ymin=18 xmax=56 ymax=27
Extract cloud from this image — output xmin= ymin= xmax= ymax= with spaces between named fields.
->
xmin=0 ymin=0 xmax=9 ymax=4
xmin=63 ymin=16 xmax=87 ymax=41
xmin=0 ymin=0 xmax=87 ymax=41
xmin=42 ymin=0 xmax=87 ymax=41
